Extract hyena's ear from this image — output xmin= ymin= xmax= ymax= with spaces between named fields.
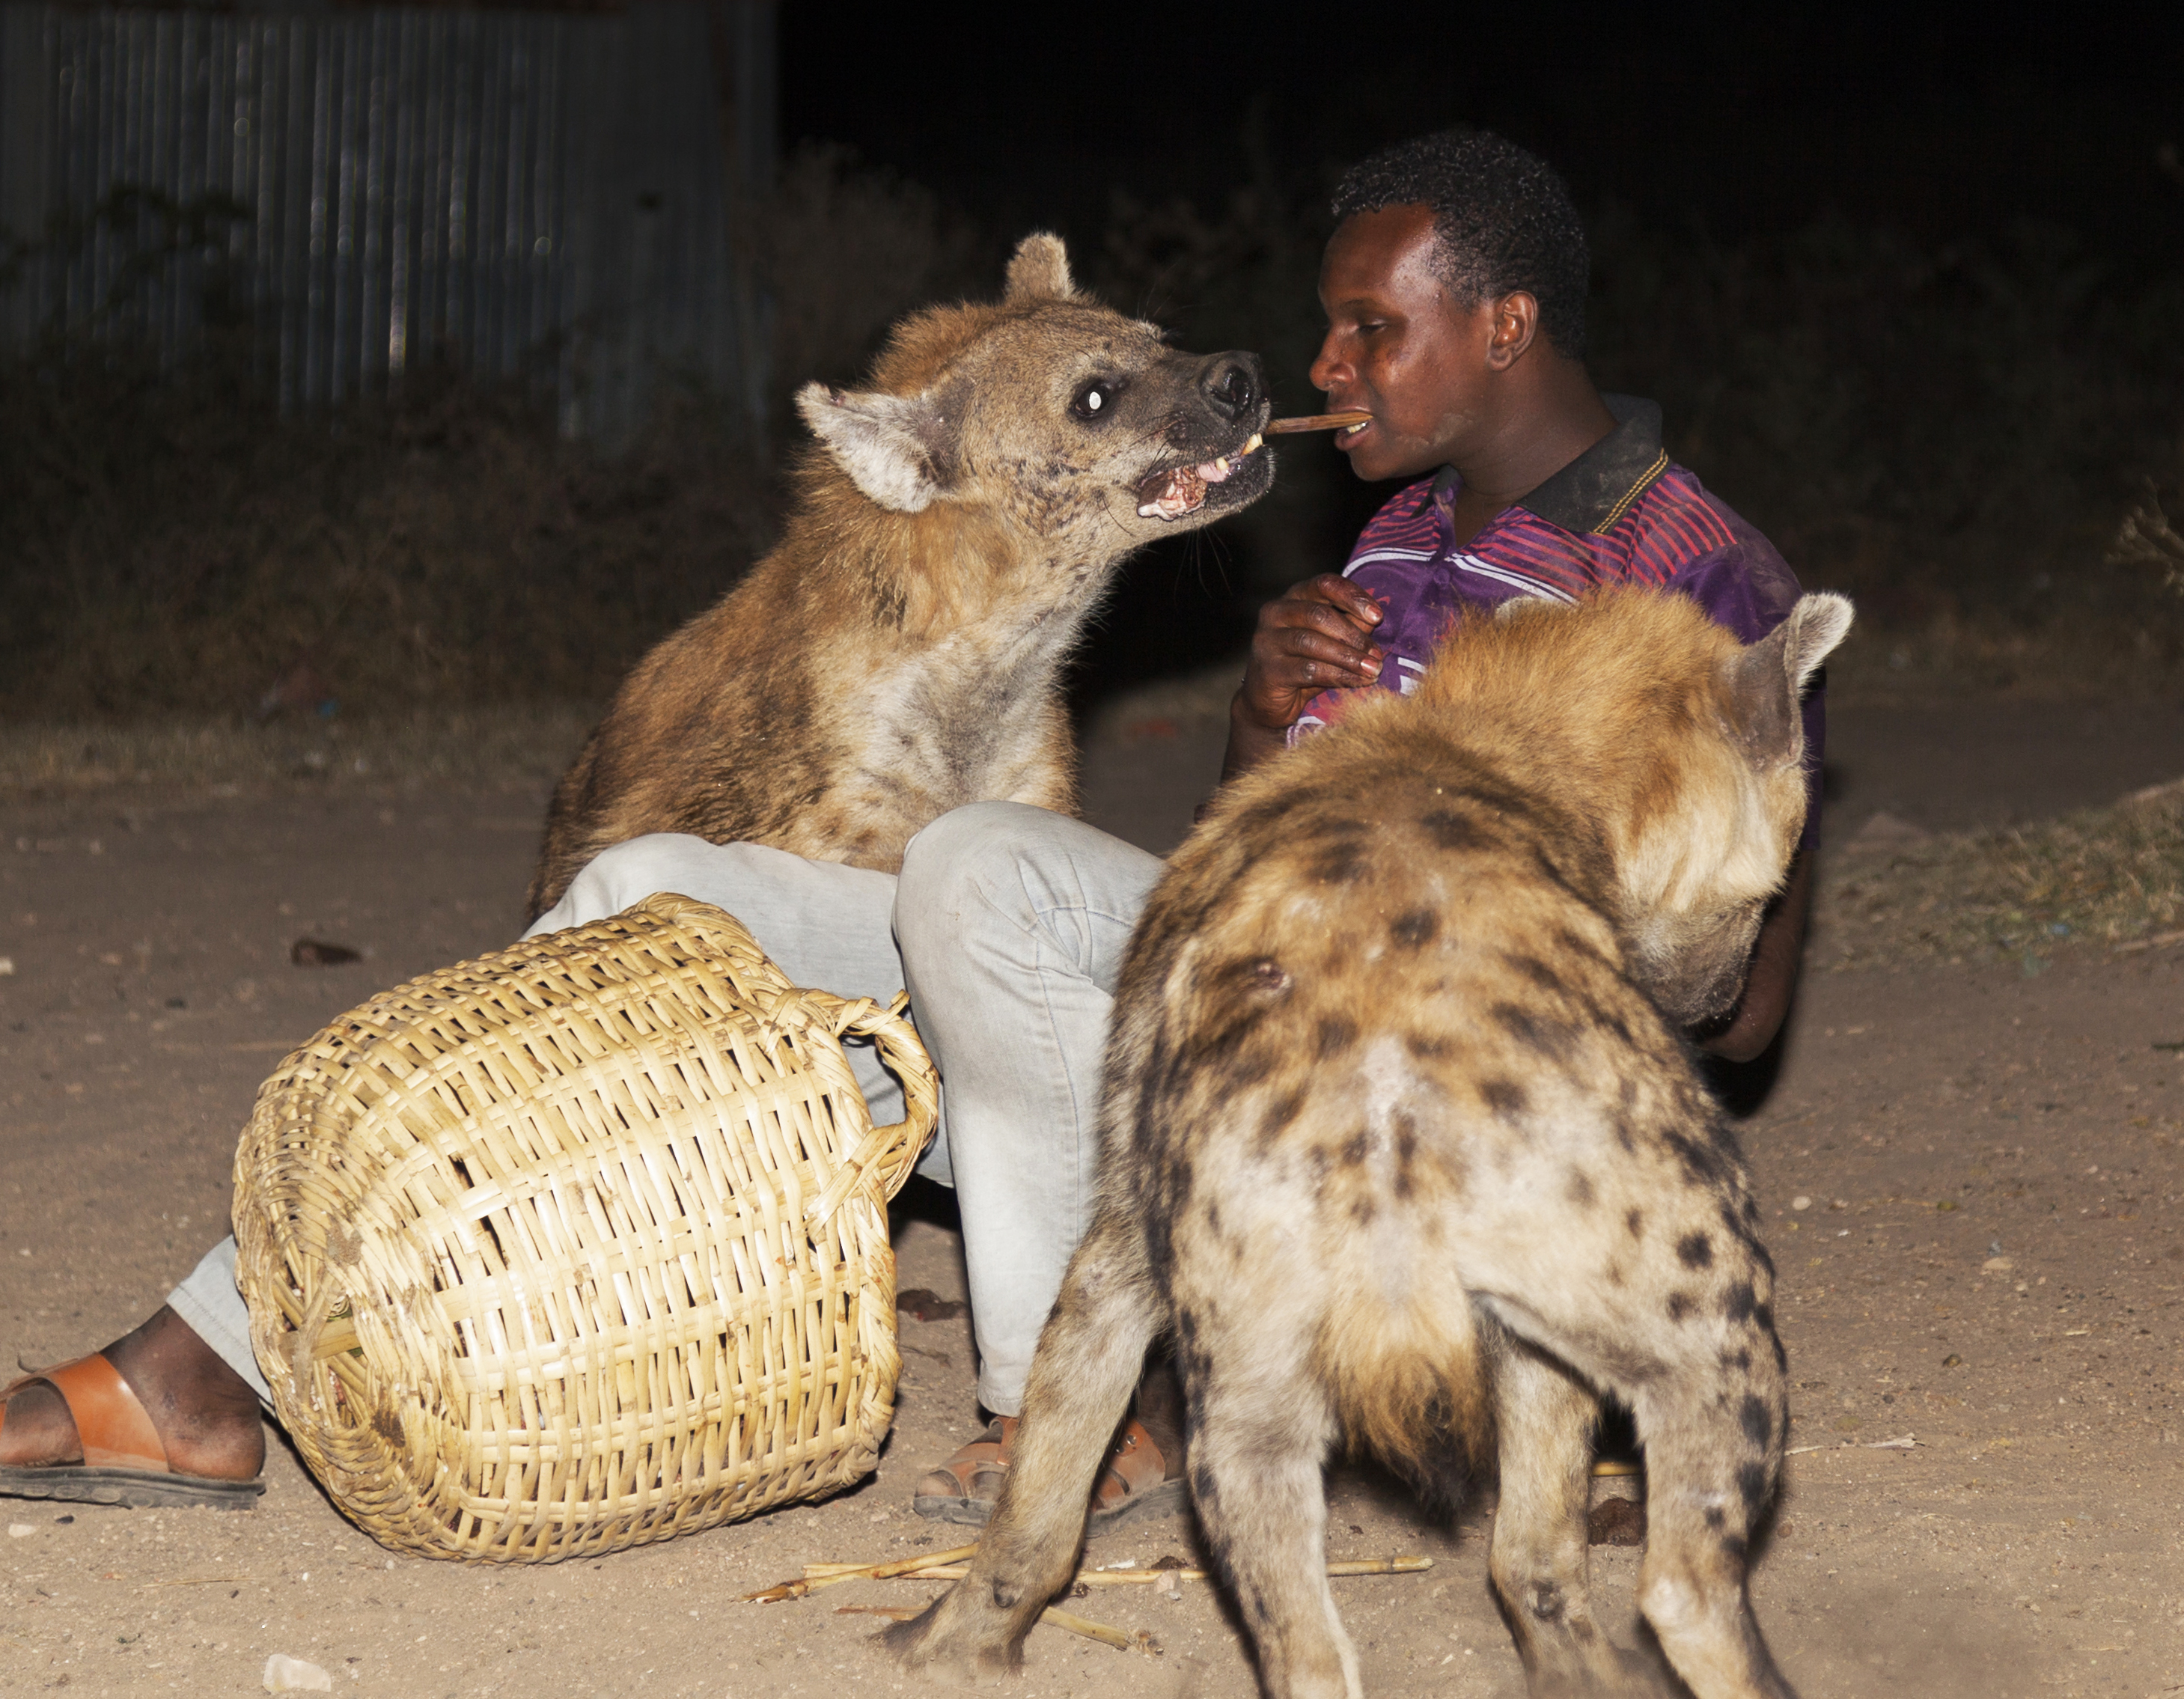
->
xmin=796 ymin=382 xmax=961 ymax=513
xmin=1004 ymin=232 xmax=1077 ymax=303
xmin=1726 ymin=591 xmax=1855 ymax=766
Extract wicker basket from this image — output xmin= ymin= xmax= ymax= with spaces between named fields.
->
xmin=231 ymin=893 xmax=937 ymax=1563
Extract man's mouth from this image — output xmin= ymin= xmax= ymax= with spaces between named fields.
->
xmin=1134 ymin=436 xmax=1268 ymax=521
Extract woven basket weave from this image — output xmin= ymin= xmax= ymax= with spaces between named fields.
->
xmin=231 ymin=893 xmax=937 ymax=1563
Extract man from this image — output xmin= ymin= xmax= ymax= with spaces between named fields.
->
xmin=1233 ymin=129 xmax=1818 ymax=1067
xmin=0 ymin=127 xmax=1817 ymax=1527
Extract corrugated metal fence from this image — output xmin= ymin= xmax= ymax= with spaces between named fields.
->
xmin=0 ymin=1 xmax=774 ymax=442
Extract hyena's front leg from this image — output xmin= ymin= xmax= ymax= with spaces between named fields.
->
xmin=1489 ymin=1341 xmax=1663 ymax=1697
xmin=881 ymin=1207 xmax=1162 ymax=1679
xmin=1180 ymin=1312 xmax=1356 ymax=1699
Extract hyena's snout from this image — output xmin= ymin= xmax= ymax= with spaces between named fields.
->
xmin=1193 ymin=351 xmax=1263 ymax=425
xmin=1639 ymin=903 xmax=1769 ymax=1028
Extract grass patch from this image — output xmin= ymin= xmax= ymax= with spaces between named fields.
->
xmin=1820 ymin=779 xmax=2184 ymax=970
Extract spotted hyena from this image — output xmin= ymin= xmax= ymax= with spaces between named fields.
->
xmin=526 ymin=234 xmax=1272 ymax=918
xmin=882 ymin=588 xmax=1854 ymax=1699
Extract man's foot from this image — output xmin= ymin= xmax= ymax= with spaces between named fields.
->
xmin=1086 ymin=1417 xmax=1188 ymax=1533
xmin=912 ymin=1415 xmax=1018 ymax=1526
xmin=911 ymin=1361 xmax=1190 ymax=1531
xmin=0 ymin=1306 xmax=265 ymax=1502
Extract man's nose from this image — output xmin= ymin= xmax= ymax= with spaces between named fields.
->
xmin=1198 ymin=353 xmax=1263 ymax=421
xmin=1308 ymin=333 xmax=1344 ymax=394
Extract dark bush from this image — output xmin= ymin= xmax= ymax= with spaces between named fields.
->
xmin=0 ymin=344 xmax=775 ymax=719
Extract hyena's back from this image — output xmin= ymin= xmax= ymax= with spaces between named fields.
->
xmin=882 ymin=591 xmax=1846 ymax=1699
xmin=1126 ymin=727 xmax=1779 ymax=1478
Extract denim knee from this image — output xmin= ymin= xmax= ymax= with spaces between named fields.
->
xmin=896 ymin=803 xmax=1055 ymax=954
xmin=534 ymin=833 xmax=712 ymax=933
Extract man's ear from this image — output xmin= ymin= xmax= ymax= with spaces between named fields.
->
xmin=1482 ymin=290 xmax=1540 ymax=371
xmin=1724 ymin=591 xmax=1855 ymax=766
xmin=796 ymin=382 xmax=960 ymax=512
xmin=1004 ymin=231 xmax=1076 ymax=303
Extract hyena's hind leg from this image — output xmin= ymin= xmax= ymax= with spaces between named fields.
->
xmin=1624 ymin=1349 xmax=1797 ymax=1699
xmin=1489 ymin=1340 xmax=1668 ymax=1697
xmin=1177 ymin=1306 xmax=1357 ymax=1699
xmin=1477 ymin=1236 xmax=1795 ymax=1698
xmin=881 ymin=1207 xmax=1162 ymax=1677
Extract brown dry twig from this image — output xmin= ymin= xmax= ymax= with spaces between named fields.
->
xmin=742 ymin=1542 xmax=977 ymax=1603
xmin=811 ymin=1555 xmax=1434 ymax=1586
xmin=2109 ymin=484 xmax=2184 ymax=599
xmin=831 ymin=1601 xmax=1159 ymax=1656
xmin=787 ymin=1546 xmax=1433 ymax=1659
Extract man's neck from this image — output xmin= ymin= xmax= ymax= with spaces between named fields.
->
xmin=1447 ymin=358 xmax=1619 ymax=537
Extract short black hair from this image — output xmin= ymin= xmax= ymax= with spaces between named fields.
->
xmin=1332 ymin=127 xmax=1590 ymax=359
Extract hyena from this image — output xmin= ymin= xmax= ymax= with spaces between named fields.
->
xmin=526 ymin=234 xmax=1272 ymax=918
xmin=883 ymin=588 xmax=1854 ymax=1699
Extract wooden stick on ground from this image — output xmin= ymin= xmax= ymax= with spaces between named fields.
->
xmin=742 ymin=1543 xmax=979 ymax=1603
xmin=817 ymin=1554 xmax=1435 ymax=1586
xmin=834 ymin=1602 xmax=1160 ymax=1656
xmin=1039 ymin=1605 xmax=1161 ymax=1656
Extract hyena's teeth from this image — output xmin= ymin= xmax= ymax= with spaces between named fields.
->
xmin=1214 ymin=457 xmax=1230 ymax=475
xmin=1242 ymin=433 xmax=1263 ymax=454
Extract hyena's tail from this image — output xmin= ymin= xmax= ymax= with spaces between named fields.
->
xmin=1314 ymin=1278 xmax=1492 ymax=1516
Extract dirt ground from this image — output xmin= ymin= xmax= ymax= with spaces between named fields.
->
xmin=2 ymin=688 xmax=2182 ymax=1698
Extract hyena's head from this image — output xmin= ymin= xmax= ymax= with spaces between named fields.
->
xmin=793 ymin=234 xmax=1273 ymax=553
xmin=1607 ymin=591 xmax=1855 ymax=1025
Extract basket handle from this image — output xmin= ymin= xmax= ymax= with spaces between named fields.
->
xmin=799 ymin=990 xmax=940 ymax=1222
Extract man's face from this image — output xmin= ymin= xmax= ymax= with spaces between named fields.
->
xmin=1309 ymin=204 xmax=1500 ymax=483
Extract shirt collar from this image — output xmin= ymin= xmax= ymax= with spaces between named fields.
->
xmin=1426 ymin=394 xmax=1670 ymax=540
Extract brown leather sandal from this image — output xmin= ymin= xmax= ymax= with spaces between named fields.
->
xmin=0 ymin=1353 xmax=264 ymax=1510
xmin=911 ymin=1415 xmax=1019 ymax=1526
xmin=909 ymin=1414 xmax=1188 ymax=1531
xmin=1087 ymin=1418 xmax=1188 ymax=1533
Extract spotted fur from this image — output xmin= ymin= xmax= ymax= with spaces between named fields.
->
xmin=526 ymin=234 xmax=1272 ymax=918
xmin=882 ymin=588 xmax=1852 ymax=1699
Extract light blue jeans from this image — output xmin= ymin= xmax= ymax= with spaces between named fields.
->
xmin=170 ymin=802 xmax=1164 ymax=1418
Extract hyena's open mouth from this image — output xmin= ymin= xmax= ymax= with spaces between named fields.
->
xmin=1134 ymin=431 xmax=1268 ymax=521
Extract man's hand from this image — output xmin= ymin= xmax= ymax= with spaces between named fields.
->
xmin=1221 ymin=575 xmax=1385 ymax=783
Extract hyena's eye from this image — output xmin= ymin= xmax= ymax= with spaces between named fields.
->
xmin=1070 ymin=379 xmax=1120 ymax=422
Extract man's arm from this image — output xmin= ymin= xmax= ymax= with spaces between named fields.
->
xmin=1224 ymin=570 xmax=1814 ymax=1063
xmin=1695 ymin=850 xmax=1812 ymax=1063
xmin=1220 ymin=573 xmax=1385 ymax=784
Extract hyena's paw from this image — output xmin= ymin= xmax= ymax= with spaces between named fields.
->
xmin=1520 ymin=1641 xmax=1683 ymax=1699
xmin=876 ymin=1584 xmax=1031 ymax=1683
xmin=1589 ymin=1643 xmax=1686 ymax=1699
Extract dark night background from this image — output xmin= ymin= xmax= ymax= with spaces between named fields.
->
xmin=4 ymin=0 xmax=2183 ymax=717
xmin=782 ymin=2 xmax=2183 ymax=263
xmin=772 ymin=0 xmax=2184 ymax=703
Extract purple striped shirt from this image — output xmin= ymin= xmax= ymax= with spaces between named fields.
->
xmin=1292 ymin=397 xmax=1826 ymax=850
